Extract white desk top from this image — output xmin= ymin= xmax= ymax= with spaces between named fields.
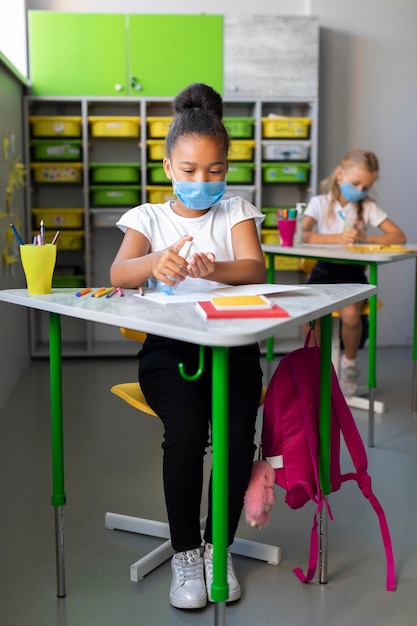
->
xmin=0 ymin=284 xmax=376 ymax=347
xmin=262 ymin=243 xmax=417 ymax=263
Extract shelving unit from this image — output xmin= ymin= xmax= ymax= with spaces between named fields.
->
xmin=24 ymin=95 xmax=318 ymax=357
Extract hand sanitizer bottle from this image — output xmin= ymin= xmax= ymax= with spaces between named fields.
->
xmin=157 ymin=240 xmax=193 ymax=295
xmin=294 ymin=203 xmax=306 ymax=245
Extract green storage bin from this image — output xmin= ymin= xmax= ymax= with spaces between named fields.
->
xmin=262 ymin=162 xmax=311 ymax=183
xmin=31 ymin=140 xmax=82 ymax=161
xmin=262 ymin=206 xmax=295 ymax=228
xmin=147 ymin=163 xmax=170 ymax=184
xmin=52 ymin=274 xmax=85 ymax=288
xmin=90 ymin=163 xmax=140 ymax=184
xmin=223 ymin=117 xmax=255 ymax=138
xmin=90 ymin=185 xmax=141 ymax=206
xmin=226 ymin=162 xmax=255 ymax=184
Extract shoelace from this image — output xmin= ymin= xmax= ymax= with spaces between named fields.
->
xmin=205 ymin=548 xmax=233 ymax=579
xmin=175 ymin=552 xmax=203 ymax=584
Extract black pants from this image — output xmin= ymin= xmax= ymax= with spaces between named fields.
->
xmin=308 ymin=261 xmax=369 ymax=348
xmin=139 ymin=335 xmax=263 ymax=552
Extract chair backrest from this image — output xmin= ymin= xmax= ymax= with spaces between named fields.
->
xmin=120 ymin=328 xmax=147 ymax=343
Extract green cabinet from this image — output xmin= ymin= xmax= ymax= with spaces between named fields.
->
xmin=28 ymin=12 xmax=223 ymax=97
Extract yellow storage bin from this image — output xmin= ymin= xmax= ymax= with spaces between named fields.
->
xmin=146 ymin=186 xmax=175 ymax=204
xmin=32 ymin=230 xmax=84 ymax=249
xmin=31 ymin=163 xmax=83 ymax=183
xmin=32 ymin=208 xmax=84 ymax=229
xmin=228 ymin=140 xmax=256 ymax=161
xmin=147 ymin=117 xmax=173 ymax=138
xmin=147 ymin=140 xmax=166 ymax=161
xmin=29 ymin=116 xmax=82 ymax=137
xmin=264 ymin=253 xmax=300 ymax=271
xmin=88 ymin=116 xmax=140 ymax=138
xmin=261 ymin=117 xmax=312 ymax=139
xmin=261 ymin=229 xmax=280 ymax=245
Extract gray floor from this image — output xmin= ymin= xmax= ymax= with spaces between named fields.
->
xmin=1 ymin=346 xmax=417 ymax=626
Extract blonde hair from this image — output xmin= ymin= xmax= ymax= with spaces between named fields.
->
xmin=320 ymin=149 xmax=379 ymax=226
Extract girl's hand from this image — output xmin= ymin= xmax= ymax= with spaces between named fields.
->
xmin=187 ymin=252 xmax=216 ymax=278
xmin=152 ymin=236 xmax=193 ymax=285
xmin=340 ymin=228 xmax=359 ymax=244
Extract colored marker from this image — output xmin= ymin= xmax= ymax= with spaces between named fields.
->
xmin=75 ymin=288 xmax=91 ymax=297
xmin=95 ymin=287 xmax=114 ymax=298
xmin=138 ymin=287 xmax=145 ymax=296
xmin=106 ymin=287 xmax=118 ymax=298
xmin=10 ymin=223 xmax=25 ymax=246
xmin=117 ymin=287 xmax=124 ymax=297
xmin=337 ymin=209 xmax=351 ymax=230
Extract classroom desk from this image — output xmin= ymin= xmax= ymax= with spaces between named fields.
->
xmin=0 ymin=284 xmax=376 ymax=626
xmin=263 ymin=244 xmax=417 ymax=447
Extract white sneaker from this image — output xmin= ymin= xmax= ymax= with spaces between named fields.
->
xmin=169 ymin=549 xmax=207 ymax=609
xmin=340 ymin=360 xmax=360 ymax=397
xmin=203 ymin=543 xmax=241 ymax=602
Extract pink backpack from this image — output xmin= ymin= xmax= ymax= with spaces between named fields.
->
xmin=260 ymin=330 xmax=396 ymax=591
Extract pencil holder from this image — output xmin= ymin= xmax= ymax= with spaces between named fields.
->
xmin=20 ymin=244 xmax=57 ymax=295
xmin=278 ymin=219 xmax=297 ymax=247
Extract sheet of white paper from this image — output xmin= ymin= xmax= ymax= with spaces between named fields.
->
xmin=133 ymin=282 xmax=308 ymax=304
xmin=212 ymin=283 xmax=308 ymax=296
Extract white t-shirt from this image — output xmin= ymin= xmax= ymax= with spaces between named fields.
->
xmin=116 ymin=196 xmax=265 ymax=290
xmin=304 ymin=193 xmax=388 ymax=234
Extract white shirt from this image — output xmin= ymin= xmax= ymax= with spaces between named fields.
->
xmin=304 ymin=193 xmax=388 ymax=234
xmin=116 ymin=196 xmax=265 ymax=290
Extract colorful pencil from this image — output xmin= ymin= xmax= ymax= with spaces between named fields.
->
xmin=75 ymin=288 xmax=91 ymax=297
xmin=95 ymin=287 xmax=114 ymax=298
xmin=10 ymin=223 xmax=25 ymax=246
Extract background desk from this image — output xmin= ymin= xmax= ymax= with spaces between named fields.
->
xmin=0 ymin=284 xmax=376 ymax=625
xmin=262 ymin=244 xmax=417 ymax=446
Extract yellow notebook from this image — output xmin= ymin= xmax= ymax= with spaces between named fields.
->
xmin=210 ymin=294 xmax=273 ymax=311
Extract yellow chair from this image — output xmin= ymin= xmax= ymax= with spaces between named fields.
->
xmin=107 ymin=329 xmax=278 ymax=582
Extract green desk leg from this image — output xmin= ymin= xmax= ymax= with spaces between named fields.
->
xmin=211 ymin=346 xmax=229 ymax=625
xmin=412 ymin=259 xmax=417 ymax=415
xmin=49 ymin=313 xmax=66 ymax=598
xmin=318 ymin=313 xmax=332 ymax=584
xmin=368 ymin=264 xmax=378 ymax=447
xmin=266 ymin=253 xmax=276 ymax=362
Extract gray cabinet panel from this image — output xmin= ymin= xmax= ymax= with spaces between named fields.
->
xmin=224 ymin=16 xmax=319 ymax=98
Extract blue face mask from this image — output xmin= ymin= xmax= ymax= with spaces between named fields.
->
xmin=170 ymin=167 xmax=227 ymax=210
xmin=339 ymin=180 xmax=369 ymax=203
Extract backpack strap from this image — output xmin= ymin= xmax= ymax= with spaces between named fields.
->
xmin=293 ymin=498 xmax=333 ymax=583
xmin=288 ymin=349 xmax=334 ymax=583
xmin=332 ymin=371 xmax=396 ymax=591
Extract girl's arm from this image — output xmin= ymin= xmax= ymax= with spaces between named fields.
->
xmin=302 ymin=215 xmax=358 ymax=244
xmin=110 ymin=228 xmax=192 ymax=288
xmin=187 ymin=219 xmax=265 ymax=285
xmin=355 ymin=218 xmax=406 ymax=244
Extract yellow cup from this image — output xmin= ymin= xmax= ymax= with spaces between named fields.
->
xmin=20 ymin=244 xmax=57 ymax=295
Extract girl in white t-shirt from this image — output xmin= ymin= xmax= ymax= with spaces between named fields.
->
xmin=302 ymin=149 xmax=406 ymax=396
xmin=110 ymin=83 xmax=265 ymax=610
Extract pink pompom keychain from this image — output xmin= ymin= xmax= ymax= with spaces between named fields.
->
xmin=244 ymin=459 xmax=276 ymax=529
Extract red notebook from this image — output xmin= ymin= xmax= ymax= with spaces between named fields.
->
xmin=196 ymin=300 xmax=289 ymax=319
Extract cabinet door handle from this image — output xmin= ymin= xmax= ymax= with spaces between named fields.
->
xmin=114 ymin=84 xmax=124 ymax=92
xmin=131 ymin=76 xmax=142 ymax=92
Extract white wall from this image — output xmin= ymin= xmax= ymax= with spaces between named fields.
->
xmin=25 ymin=0 xmax=417 ymax=346
xmin=0 ymin=0 xmax=28 ymax=77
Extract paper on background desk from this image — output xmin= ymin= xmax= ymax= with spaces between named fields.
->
xmin=133 ymin=282 xmax=308 ymax=305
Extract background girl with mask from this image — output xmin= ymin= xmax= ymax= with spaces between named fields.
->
xmin=110 ymin=83 xmax=265 ymax=610
xmin=302 ymin=148 xmax=406 ymax=396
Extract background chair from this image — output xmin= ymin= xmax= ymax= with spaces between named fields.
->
xmin=107 ymin=328 xmax=279 ymax=582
